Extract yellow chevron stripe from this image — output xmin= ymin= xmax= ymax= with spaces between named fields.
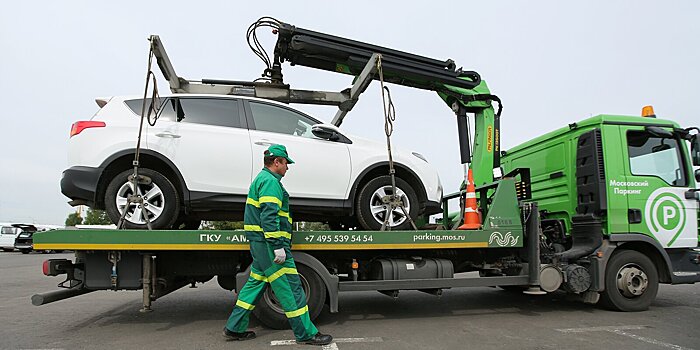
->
xmin=264 ymin=231 xmax=292 ymax=239
xmin=250 ymin=271 xmax=268 ymax=282
xmin=285 ymin=305 xmax=308 ymax=318
xmin=244 ymin=225 xmax=263 ymax=232
xmin=259 ymin=196 xmax=282 ymax=207
xmin=278 ymin=211 xmax=293 ymax=224
xmin=236 ymin=299 xmax=255 ymax=310
xmin=246 ymin=198 xmax=260 ymax=207
xmin=268 ymin=267 xmax=298 ymax=283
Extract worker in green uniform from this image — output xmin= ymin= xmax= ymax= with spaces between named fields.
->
xmin=223 ymin=144 xmax=333 ymax=346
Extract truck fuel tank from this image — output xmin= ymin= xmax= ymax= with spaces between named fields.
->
xmin=370 ymin=258 xmax=454 ymax=281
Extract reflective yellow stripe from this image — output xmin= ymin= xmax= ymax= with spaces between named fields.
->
xmin=278 ymin=211 xmax=293 ymax=224
xmin=246 ymin=198 xmax=260 ymax=207
xmin=250 ymin=271 xmax=268 ymax=282
xmin=268 ymin=267 xmax=298 ymax=283
xmin=264 ymin=231 xmax=292 ymax=239
xmin=236 ymin=299 xmax=255 ymax=310
xmin=259 ymin=196 xmax=282 ymax=207
xmin=244 ymin=225 xmax=263 ymax=232
xmin=285 ymin=305 xmax=308 ymax=318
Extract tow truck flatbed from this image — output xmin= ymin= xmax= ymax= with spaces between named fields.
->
xmin=33 ymin=226 xmax=523 ymax=251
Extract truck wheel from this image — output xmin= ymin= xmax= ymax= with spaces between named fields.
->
xmin=599 ymin=250 xmax=659 ymax=311
xmin=253 ymin=264 xmax=327 ymax=330
xmin=356 ymin=175 xmax=419 ymax=231
xmin=104 ymin=169 xmax=180 ymax=230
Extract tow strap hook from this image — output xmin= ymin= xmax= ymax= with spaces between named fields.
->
xmin=108 ymin=251 xmax=121 ymax=290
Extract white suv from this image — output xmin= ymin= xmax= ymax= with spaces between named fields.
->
xmin=61 ymin=94 xmax=442 ymax=230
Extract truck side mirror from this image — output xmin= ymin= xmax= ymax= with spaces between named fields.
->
xmin=645 ymin=126 xmax=673 ymax=138
xmin=691 ymin=134 xmax=700 ymax=166
xmin=695 ymin=169 xmax=700 ymax=182
xmin=312 ymin=124 xmax=340 ymax=141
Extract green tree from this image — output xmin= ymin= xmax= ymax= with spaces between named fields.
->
xmin=202 ymin=221 xmax=244 ymax=230
xmin=84 ymin=208 xmax=112 ymax=225
xmin=65 ymin=212 xmax=83 ymax=226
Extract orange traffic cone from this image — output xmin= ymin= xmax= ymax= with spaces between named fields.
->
xmin=458 ymin=169 xmax=481 ymax=230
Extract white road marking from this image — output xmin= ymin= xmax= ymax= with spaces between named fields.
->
xmin=555 ymin=325 xmax=647 ymax=333
xmin=322 ymin=343 xmax=339 ymax=350
xmin=271 ymin=337 xmax=383 ymax=347
xmin=555 ymin=325 xmax=690 ymax=350
xmin=611 ymin=330 xmax=692 ymax=350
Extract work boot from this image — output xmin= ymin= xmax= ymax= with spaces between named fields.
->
xmin=297 ymin=332 xmax=333 ymax=346
xmin=222 ymin=327 xmax=256 ymax=341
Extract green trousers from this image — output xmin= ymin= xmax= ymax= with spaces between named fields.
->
xmin=225 ymin=241 xmax=318 ymax=341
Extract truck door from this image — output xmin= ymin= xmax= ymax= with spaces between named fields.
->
xmin=622 ymin=127 xmax=698 ymax=248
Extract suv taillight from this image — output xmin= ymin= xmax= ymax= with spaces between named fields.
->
xmin=70 ymin=121 xmax=106 ymax=137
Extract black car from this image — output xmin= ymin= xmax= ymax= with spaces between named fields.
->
xmin=13 ymin=224 xmax=38 ymax=254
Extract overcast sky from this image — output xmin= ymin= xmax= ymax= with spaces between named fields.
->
xmin=1 ymin=1 xmax=698 ymax=225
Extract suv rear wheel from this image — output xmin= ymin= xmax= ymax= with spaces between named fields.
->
xmin=104 ymin=169 xmax=180 ymax=229
xmin=356 ymin=175 xmax=419 ymax=231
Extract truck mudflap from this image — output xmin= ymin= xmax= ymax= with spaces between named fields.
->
xmin=606 ymin=234 xmax=700 ymax=285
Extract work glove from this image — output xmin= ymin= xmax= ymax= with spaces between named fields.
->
xmin=273 ymin=248 xmax=286 ymax=264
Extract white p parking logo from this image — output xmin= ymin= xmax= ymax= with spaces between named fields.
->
xmin=645 ymin=188 xmax=686 ymax=247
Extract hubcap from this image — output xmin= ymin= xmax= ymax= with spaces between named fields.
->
xmin=115 ymin=180 xmax=166 ymax=225
xmin=369 ymin=186 xmax=411 ymax=227
xmin=263 ymin=273 xmax=310 ymax=314
xmin=616 ymin=264 xmax=649 ymax=298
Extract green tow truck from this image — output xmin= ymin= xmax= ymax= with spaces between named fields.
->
xmin=34 ymin=19 xmax=700 ymax=327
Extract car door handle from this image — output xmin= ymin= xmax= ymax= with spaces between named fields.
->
xmin=155 ymin=132 xmax=181 ymax=139
xmin=254 ymin=140 xmax=274 ymax=146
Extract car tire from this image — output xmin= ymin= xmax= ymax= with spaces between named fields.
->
xmin=2 ymin=248 xmax=13 ymax=252
xmin=20 ymin=249 xmax=30 ymax=254
xmin=253 ymin=264 xmax=326 ymax=330
xmin=104 ymin=169 xmax=180 ymax=230
xmin=599 ymin=249 xmax=659 ymax=312
xmin=356 ymin=175 xmax=419 ymax=231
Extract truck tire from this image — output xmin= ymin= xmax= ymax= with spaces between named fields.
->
xmin=356 ymin=175 xmax=419 ymax=231
xmin=253 ymin=264 xmax=327 ymax=330
xmin=599 ymin=250 xmax=659 ymax=312
xmin=104 ymin=169 xmax=180 ymax=230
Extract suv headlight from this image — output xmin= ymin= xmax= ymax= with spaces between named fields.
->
xmin=412 ymin=152 xmax=428 ymax=163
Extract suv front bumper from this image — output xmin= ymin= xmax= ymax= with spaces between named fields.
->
xmin=61 ymin=166 xmax=102 ymax=207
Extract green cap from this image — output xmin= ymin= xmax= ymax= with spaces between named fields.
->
xmin=266 ymin=144 xmax=295 ymax=164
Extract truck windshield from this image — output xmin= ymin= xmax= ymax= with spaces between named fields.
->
xmin=627 ymin=131 xmax=687 ymax=187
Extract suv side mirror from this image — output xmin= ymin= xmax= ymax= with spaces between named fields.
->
xmin=695 ymin=168 xmax=700 ymax=182
xmin=691 ymin=134 xmax=700 ymax=166
xmin=312 ymin=124 xmax=340 ymax=141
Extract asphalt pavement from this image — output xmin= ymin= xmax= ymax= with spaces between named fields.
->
xmin=1 ymin=251 xmax=699 ymax=350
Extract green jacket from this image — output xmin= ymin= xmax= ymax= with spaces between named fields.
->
xmin=243 ymin=168 xmax=293 ymax=250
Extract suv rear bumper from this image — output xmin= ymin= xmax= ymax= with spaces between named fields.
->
xmin=61 ymin=166 xmax=102 ymax=206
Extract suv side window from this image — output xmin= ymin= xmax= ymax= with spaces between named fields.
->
xmin=176 ymin=98 xmax=242 ymax=128
xmin=125 ymin=98 xmax=176 ymax=121
xmin=627 ymin=130 xmax=688 ymax=187
xmin=249 ymin=102 xmax=317 ymax=138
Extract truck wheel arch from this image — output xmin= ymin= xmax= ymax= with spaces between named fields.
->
xmin=608 ymin=234 xmax=674 ymax=284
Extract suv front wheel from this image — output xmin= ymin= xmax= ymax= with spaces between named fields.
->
xmin=104 ymin=169 xmax=180 ymax=229
xmin=356 ymin=175 xmax=419 ymax=231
